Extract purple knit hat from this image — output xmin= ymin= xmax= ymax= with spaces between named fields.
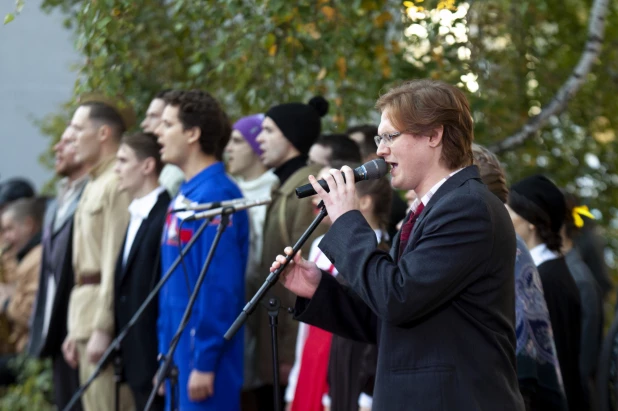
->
xmin=233 ymin=114 xmax=265 ymax=156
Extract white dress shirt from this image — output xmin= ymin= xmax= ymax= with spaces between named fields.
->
xmin=529 ymin=243 xmax=561 ymax=267
xmin=122 ymin=186 xmax=165 ymax=267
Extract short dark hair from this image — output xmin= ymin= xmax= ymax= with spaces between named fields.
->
xmin=81 ymin=101 xmax=127 ymax=138
xmin=155 ymin=89 xmax=172 ymax=100
xmin=164 ymin=90 xmax=231 ymax=160
xmin=346 ymin=124 xmax=378 ymax=160
xmin=562 ymin=190 xmax=581 ymax=240
xmin=3 ymin=197 xmax=47 ymax=228
xmin=315 ymin=134 xmax=362 ymax=164
xmin=121 ymin=132 xmax=164 ymax=175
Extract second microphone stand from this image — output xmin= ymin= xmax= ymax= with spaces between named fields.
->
xmin=225 ymin=202 xmax=328 ymax=411
xmin=145 ymin=208 xmax=234 ymax=410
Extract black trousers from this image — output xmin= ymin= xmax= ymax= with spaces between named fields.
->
xmin=253 ymin=384 xmax=286 ymax=411
xmin=53 ymin=353 xmax=83 ymax=411
xmin=0 ymin=354 xmax=17 ymax=386
xmin=130 ymin=383 xmax=165 ymax=411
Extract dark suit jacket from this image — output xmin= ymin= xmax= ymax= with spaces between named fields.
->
xmin=28 ymin=191 xmax=83 ymax=358
xmin=114 ymin=190 xmax=170 ymax=388
xmin=295 ymin=166 xmax=524 ymax=411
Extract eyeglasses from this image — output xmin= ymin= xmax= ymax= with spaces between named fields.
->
xmin=374 ymin=131 xmax=402 ymax=147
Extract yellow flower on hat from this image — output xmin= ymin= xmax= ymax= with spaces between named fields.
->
xmin=572 ymin=205 xmax=595 ymax=228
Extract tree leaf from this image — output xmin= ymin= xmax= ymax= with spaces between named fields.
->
xmin=4 ymin=13 xmax=15 ymax=25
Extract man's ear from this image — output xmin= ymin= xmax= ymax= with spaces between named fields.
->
xmin=186 ymin=126 xmax=201 ymax=145
xmin=142 ymin=157 xmax=156 ymax=176
xmin=97 ymin=124 xmax=113 ymax=143
xmin=427 ymin=125 xmax=444 ymax=147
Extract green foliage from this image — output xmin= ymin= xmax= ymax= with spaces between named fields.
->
xmin=4 ymin=0 xmax=24 ymax=25
xmin=0 ymin=355 xmax=54 ymax=411
xmin=40 ymin=0 xmax=415 ymax=128
xmin=34 ymin=0 xmax=618 ymax=264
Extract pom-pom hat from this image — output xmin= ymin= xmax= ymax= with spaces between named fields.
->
xmin=265 ymin=96 xmax=329 ymax=155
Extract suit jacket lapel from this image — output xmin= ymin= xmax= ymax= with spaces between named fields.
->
xmin=53 ymin=197 xmax=79 ymax=234
xmin=398 ymin=166 xmax=482 ymax=258
xmin=52 ymin=182 xmax=86 ymax=235
xmin=120 ymin=192 xmax=169 ymax=284
xmin=121 ymin=220 xmax=148 ymax=280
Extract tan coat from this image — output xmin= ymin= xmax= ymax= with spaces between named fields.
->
xmin=249 ymin=164 xmax=327 ymax=384
xmin=6 ymin=244 xmax=42 ymax=352
xmin=68 ymin=157 xmax=130 ymax=341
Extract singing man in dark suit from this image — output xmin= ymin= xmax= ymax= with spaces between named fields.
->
xmin=271 ymin=80 xmax=525 ymax=410
xmin=28 ymin=126 xmax=90 ymax=410
xmin=113 ymin=132 xmax=171 ymax=410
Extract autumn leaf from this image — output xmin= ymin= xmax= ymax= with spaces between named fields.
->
xmin=302 ymin=23 xmax=321 ymax=40
xmin=336 ymin=57 xmax=347 ymax=78
xmin=317 ymin=67 xmax=327 ymax=80
xmin=268 ymin=44 xmax=278 ymax=56
xmin=321 ymin=6 xmax=336 ymax=21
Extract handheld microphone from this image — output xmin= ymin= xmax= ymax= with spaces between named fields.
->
xmin=183 ymin=197 xmax=271 ymax=222
xmin=295 ymin=158 xmax=388 ymax=199
xmin=172 ymin=197 xmax=249 ymax=213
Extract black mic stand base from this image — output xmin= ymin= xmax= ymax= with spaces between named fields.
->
xmin=225 ymin=202 xmax=328 ymax=411
xmin=268 ymin=297 xmax=282 ymax=411
xmin=113 ymin=348 xmax=122 ymax=411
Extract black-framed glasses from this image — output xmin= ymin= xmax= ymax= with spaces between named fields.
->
xmin=374 ymin=131 xmax=402 ymax=147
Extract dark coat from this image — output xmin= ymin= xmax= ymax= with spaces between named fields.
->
xmin=114 ymin=190 xmax=170 ymax=388
xmin=295 ymin=166 xmax=524 ymax=411
xmin=538 ymin=257 xmax=589 ymax=411
xmin=28 ymin=195 xmax=81 ymax=358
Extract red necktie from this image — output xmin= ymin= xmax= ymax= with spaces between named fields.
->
xmin=398 ymin=202 xmax=425 ymax=258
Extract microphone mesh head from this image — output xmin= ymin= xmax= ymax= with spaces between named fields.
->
xmin=365 ymin=158 xmax=388 ymax=179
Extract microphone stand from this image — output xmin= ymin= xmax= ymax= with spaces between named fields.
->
xmin=62 ymin=216 xmax=214 ymax=411
xmin=224 ymin=202 xmax=328 ymax=411
xmin=145 ymin=209 xmax=234 ymax=410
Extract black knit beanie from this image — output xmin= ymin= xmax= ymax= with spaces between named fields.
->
xmin=265 ymin=96 xmax=329 ymax=155
xmin=508 ymin=174 xmax=566 ymax=233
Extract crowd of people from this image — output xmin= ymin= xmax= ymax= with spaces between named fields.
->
xmin=0 ymin=79 xmax=612 ymax=411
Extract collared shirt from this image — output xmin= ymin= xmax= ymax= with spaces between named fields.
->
xmin=70 ymin=156 xmax=131 ymax=338
xmin=529 ymin=243 xmax=561 ymax=267
xmin=55 ymin=174 xmax=89 ymax=231
xmin=122 ymin=186 xmax=165 ymax=266
xmin=409 ymin=168 xmax=464 ymax=213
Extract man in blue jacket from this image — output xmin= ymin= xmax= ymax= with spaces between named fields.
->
xmin=154 ymin=90 xmax=249 ymax=410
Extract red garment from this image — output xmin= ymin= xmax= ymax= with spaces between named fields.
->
xmin=291 ymin=325 xmax=332 ymax=411
xmin=398 ymin=202 xmax=425 ymax=258
xmin=290 ymin=250 xmax=335 ymax=411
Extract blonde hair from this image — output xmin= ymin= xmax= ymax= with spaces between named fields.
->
xmin=471 ymin=144 xmax=508 ymax=203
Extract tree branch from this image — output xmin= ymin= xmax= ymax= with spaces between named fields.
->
xmin=489 ymin=0 xmax=609 ymax=154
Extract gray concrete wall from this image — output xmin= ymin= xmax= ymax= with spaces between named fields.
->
xmin=0 ymin=1 xmax=79 ymax=191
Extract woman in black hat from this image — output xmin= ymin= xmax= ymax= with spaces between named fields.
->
xmin=506 ymin=175 xmax=589 ymax=411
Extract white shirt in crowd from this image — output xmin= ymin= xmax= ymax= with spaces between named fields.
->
xmin=529 ymin=243 xmax=561 ymax=267
xmin=234 ymin=170 xmax=279 ymax=276
xmin=122 ymin=186 xmax=166 ymax=267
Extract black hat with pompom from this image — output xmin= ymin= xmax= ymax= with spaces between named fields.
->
xmin=265 ymin=96 xmax=329 ymax=155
